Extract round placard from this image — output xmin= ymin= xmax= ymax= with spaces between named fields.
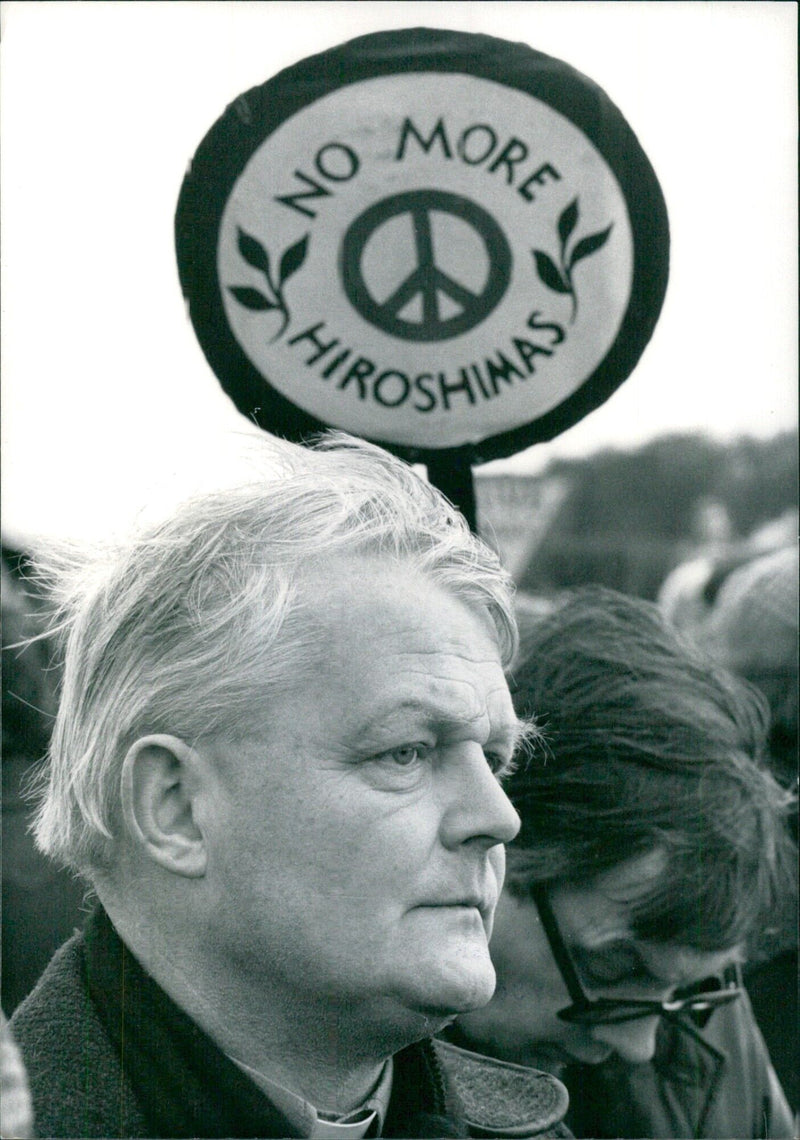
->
xmin=176 ymin=27 xmax=669 ymax=464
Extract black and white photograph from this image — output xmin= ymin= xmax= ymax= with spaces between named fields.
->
xmin=2 ymin=3 xmax=797 ymax=1138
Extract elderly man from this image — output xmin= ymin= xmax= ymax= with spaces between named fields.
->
xmin=10 ymin=436 xmax=569 ymax=1139
xmin=453 ymin=588 xmax=795 ymax=1139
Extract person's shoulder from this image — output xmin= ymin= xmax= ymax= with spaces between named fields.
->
xmin=702 ymin=987 xmax=772 ymax=1061
xmin=10 ymin=929 xmax=147 ymax=1138
xmin=676 ymin=995 xmax=795 ymax=1137
xmin=10 ymin=929 xmax=87 ymax=1043
xmin=433 ymin=1039 xmax=572 ymax=1138
xmin=1 ymin=1011 xmax=34 ymax=1139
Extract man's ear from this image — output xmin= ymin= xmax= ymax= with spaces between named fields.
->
xmin=121 ymin=734 xmax=208 ymax=877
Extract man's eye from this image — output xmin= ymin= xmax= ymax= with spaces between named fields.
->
xmin=578 ymin=945 xmax=647 ymax=987
xmin=379 ymin=744 xmax=429 ymax=767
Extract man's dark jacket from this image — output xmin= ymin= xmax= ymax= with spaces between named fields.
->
xmin=11 ymin=908 xmax=570 ymax=1139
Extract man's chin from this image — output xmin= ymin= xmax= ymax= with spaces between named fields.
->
xmin=509 ymin=1039 xmax=613 ymax=1072
xmin=560 ymin=1040 xmax=615 ymax=1066
xmin=387 ymin=920 xmax=498 ymax=1018
xmin=393 ymin=957 xmax=497 ymax=1022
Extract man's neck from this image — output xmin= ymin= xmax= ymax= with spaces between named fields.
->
xmin=232 ymin=1053 xmax=393 ymax=1134
xmin=103 ymin=899 xmax=418 ymax=1113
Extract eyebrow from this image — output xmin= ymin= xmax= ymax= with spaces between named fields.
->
xmin=353 ymin=698 xmax=528 ymax=750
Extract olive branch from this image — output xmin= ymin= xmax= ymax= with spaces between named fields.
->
xmin=228 ymin=227 xmax=309 ymax=341
xmin=532 ymin=199 xmax=613 ymax=322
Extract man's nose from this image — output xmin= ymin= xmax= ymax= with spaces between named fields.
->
xmin=438 ymin=744 xmax=521 ymax=849
xmin=591 ymin=1015 xmax=661 ymax=1064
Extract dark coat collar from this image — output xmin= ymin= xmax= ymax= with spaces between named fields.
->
xmin=83 ymin=906 xmax=465 ymax=1138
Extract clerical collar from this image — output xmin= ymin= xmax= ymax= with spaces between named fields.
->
xmin=231 ymin=1055 xmax=393 ymax=1139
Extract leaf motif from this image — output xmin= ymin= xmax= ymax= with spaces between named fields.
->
xmin=228 ymin=286 xmax=277 ymax=311
xmin=568 ymin=224 xmax=613 ymax=269
xmin=558 ymin=199 xmax=579 ymax=248
xmin=533 ymin=250 xmax=571 ymax=294
xmin=279 ymin=234 xmax=309 ymax=286
xmin=237 ymin=228 xmax=271 ymax=275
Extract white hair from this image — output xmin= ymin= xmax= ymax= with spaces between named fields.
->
xmin=30 ymin=433 xmax=517 ymax=875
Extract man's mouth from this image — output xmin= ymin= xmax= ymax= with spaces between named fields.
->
xmin=419 ymin=896 xmax=493 ymax=919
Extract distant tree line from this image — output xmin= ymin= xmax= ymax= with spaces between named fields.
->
xmin=512 ymin=431 xmax=798 ymax=599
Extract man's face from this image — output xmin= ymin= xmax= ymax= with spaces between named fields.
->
xmin=459 ymin=851 xmax=739 ymax=1067
xmin=198 ymin=557 xmax=521 ymax=1035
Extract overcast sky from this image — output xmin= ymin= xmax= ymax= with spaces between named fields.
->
xmin=1 ymin=1 xmax=796 ymax=543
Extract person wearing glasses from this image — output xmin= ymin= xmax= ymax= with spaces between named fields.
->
xmin=452 ymin=587 xmax=795 ymax=1139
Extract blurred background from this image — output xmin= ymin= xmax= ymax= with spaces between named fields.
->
xmin=1 ymin=3 xmax=796 ymax=1094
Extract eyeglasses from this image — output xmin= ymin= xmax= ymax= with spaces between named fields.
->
xmin=531 ymin=885 xmax=743 ymax=1029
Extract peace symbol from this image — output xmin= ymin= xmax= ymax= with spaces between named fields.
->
xmin=340 ymin=190 xmax=512 ymax=342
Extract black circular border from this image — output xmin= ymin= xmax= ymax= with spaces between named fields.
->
xmin=175 ymin=26 xmax=669 ymax=466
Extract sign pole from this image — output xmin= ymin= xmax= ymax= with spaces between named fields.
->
xmin=426 ymin=451 xmax=477 ymax=533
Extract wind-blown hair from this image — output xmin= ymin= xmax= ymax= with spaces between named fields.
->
xmin=504 ymin=587 xmax=796 ymax=951
xmin=30 ymin=433 xmax=517 ymax=876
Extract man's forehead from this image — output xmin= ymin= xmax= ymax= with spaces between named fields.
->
xmin=290 ymin=558 xmax=516 ymax=731
xmin=353 ymin=686 xmax=522 ymax=743
xmin=306 ymin=560 xmax=503 ymax=661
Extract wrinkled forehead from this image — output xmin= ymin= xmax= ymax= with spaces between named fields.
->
xmin=299 ymin=553 xmax=502 ymax=653
xmin=293 ymin=556 xmax=516 ymax=731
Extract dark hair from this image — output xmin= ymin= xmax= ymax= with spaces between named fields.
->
xmin=504 ymin=586 xmax=796 ymax=951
